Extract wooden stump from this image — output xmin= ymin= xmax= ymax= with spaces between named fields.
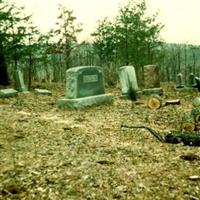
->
xmin=147 ymin=95 xmax=162 ymax=109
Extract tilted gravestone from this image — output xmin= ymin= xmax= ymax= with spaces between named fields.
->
xmin=57 ymin=66 xmax=113 ymax=108
xmin=118 ymin=66 xmax=138 ymax=96
xmin=15 ymin=69 xmax=27 ymax=92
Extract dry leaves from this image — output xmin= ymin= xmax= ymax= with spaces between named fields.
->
xmin=0 ymin=82 xmax=200 ymax=199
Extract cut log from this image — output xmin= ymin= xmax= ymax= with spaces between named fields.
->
xmin=181 ymin=113 xmax=196 ymax=132
xmin=147 ymin=95 xmax=162 ymax=109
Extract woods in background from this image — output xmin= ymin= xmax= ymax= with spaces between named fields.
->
xmin=0 ymin=0 xmax=199 ymax=88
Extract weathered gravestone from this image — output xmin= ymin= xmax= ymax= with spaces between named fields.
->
xmin=144 ymin=64 xmax=160 ymax=88
xmin=57 ymin=66 xmax=113 ymax=108
xmin=188 ymin=73 xmax=195 ymax=87
xmin=15 ymin=69 xmax=27 ymax=92
xmin=143 ymin=64 xmax=163 ymax=95
xmin=118 ymin=66 xmax=138 ymax=96
xmin=176 ymin=73 xmax=184 ymax=88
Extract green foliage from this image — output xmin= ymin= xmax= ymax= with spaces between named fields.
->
xmin=0 ymin=1 xmax=36 ymax=66
xmin=92 ymin=0 xmax=163 ymax=69
xmin=50 ymin=4 xmax=82 ymax=69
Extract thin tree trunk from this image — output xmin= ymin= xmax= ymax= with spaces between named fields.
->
xmin=0 ymin=40 xmax=9 ymax=86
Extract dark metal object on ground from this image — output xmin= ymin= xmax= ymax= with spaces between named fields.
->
xmin=121 ymin=124 xmax=164 ymax=142
xmin=121 ymin=124 xmax=200 ymax=146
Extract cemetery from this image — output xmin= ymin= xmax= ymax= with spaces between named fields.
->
xmin=1 ymin=0 xmax=200 ymax=199
xmin=1 ymin=66 xmax=200 ymax=199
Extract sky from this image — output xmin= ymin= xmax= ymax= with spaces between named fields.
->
xmin=14 ymin=0 xmax=200 ymax=44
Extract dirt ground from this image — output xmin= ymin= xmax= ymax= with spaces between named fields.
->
xmin=0 ymin=82 xmax=200 ymax=200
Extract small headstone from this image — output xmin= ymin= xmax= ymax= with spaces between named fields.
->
xmin=15 ymin=69 xmax=27 ymax=92
xmin=57 ymin=66 xmax=113 ymax=108
xmin=188 ymin=73 xmax=195 ymax=87
xmin=144 ymin=65 xmax=160 ymax=88
xmin=118 ymin=66 xmax=138 ymax=96
xmin=0 ymin=88 xmax=18 ymax=98
xmin=176 ymin=73 xmax=184 ymax=88
xmin=34 ymin=89 xmax=52 ymax=95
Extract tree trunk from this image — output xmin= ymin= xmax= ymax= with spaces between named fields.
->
xmin=0 ymin=40 xmax=9 ymax=86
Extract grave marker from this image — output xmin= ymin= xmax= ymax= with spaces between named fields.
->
xmin=34 ymin=89 xmax=52 ymax=95
xmin=144 ymin=65 xmax=160 ymax=88
xmin=118 ymin=66 xmax=138 ymax=96
xmin=188 ymin=73 xmax=195 ymax=87
xmin=176 ymin=73 xmax=184 ymax=88
xmin=0 ymin=88 xmax=18 ymax=98
xmin=15 ymin=69 xmax=27 ymax=92
xmin=66 ymin=66 xmax=104 ymax=98
xmin=57 ymin=66 xmax=113 ymax=108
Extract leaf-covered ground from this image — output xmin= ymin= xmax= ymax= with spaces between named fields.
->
xmin=0 ymin=83 xmax=200 ymax=200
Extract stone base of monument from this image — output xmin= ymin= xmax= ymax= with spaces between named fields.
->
xmin=0 ymin=88 xmax=18 ymax=98
xmin=34 ymin=89 xmax=52 ymax=95
xmin=142 ymin=88 xmax=163 ymax=96
xmin=120 ymin=91 xmax=142 ymax=99
xmin=57 ymin=93 xmax=114 ymax=109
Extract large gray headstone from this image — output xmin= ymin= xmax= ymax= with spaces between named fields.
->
xmin=118 ymin=66 xmax=138 ymax=95
xmin=15 ymin=69 xmax=27 ymax=92
xmin=66 ymin=66 xmax=104 ymax=98
xmin=57 ymin=66 xmax=113 ymax=108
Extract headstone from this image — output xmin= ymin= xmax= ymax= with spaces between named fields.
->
xmin=15 ymin=69 xmax=27 ymax=92
xmin=176 ymin=73 xmax=184 ymax=88
xmin=57 ymin=66 xmax=113 ymax=108
xmin=0 ymin=88 xmax=18 ymax=98
xmin=66 ymin=66 xmax=105 ymax=98
xmin=118 ymin=66 xmax=138 ymax=96
xmin=34 ymin=89 xmax=52 ymax=95
xmin=144 ymin=65 xmax=160 ymax=88
xmin=188 ymin=73 xmax=195 ymax=87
